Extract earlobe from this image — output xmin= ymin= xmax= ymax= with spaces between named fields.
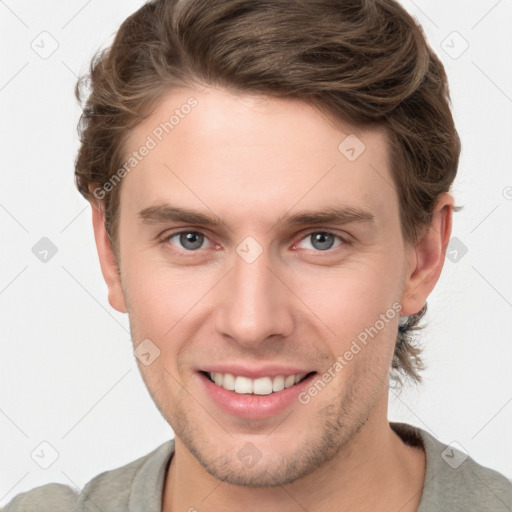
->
xmin=90 ymin=201 xmax=127 ymax=314
xmin=400 ymin=193 xmax=454 ymax=316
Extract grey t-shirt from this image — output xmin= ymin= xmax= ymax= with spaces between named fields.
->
xmin=2 ymin=422 xmax=511 ymax=511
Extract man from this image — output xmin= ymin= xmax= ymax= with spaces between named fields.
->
xmin=3 ymin=0 xmax=511 ymax=511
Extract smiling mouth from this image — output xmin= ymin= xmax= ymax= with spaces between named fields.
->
xmin=200 ymin=371 xmax=317 ymax=395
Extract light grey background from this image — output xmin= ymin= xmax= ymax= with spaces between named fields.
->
xmin=1 ymin=0 xmax=511 ymax=505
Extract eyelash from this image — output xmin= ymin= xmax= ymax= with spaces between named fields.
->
xmin=159 ymin=229 xmax=350 ymax=256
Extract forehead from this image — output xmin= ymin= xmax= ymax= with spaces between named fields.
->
xmin=119 ymin=86 xmax=397 ymax=229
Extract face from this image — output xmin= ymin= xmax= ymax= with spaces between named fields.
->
xmin=94 ymin=86 xmax=444 ymax=487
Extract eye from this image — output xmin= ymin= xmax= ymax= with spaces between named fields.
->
xmin=295 ymin=231 xmax=345 ymax=252
xmin=165 ymin=231 xmax=211 ymax=251
xmin=161 ymin=230 xmax=347 ymax=255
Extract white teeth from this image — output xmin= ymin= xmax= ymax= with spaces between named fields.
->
xmin=284 ymin=375 xmax=295 ymax=388
xmin=209 ymin=371 xmax=309 ymax=394
xmin=253 ymin=377 xmax=273 ymax=395
xmin=222 ymin=373 xmax=235 ymax=390
xmin=294 ymin=373 xmax=306 ymax=384
xmin=272 ymin=375 xmax=285 ymax=392
xmin=234 ymin=376 xmax=253 ymax=394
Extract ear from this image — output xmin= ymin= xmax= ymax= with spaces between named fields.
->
xmin=400 ymin=192 xmax=454 ymax=316
xmin=89 ymin=199 xmax=127 ymax=314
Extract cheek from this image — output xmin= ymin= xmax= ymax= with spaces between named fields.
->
xmin=122 ymin=256 xmax=219 ymax=385
xmin=122 ymin=251 xmax=207 ymax=337
xmin=122 ymin=236 xmax=404 ymax=356
xmin=291 ymin=255 xmax=403 ymax=392
xmin=293 ymin=256 xmax=402 ymax=339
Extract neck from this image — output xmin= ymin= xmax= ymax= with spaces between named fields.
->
xmin=162 ymin=395 xmax=425 ymax=512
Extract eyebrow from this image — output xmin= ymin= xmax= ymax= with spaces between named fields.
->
xmin=137 ymin=205 xmax=375 ymax=230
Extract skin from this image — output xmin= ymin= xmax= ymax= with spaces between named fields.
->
xmin=90 ymin=85 xmax=454 ymax=511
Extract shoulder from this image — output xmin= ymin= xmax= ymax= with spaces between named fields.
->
xmin=391 ymin=422 xmax=512 ymax=512
xmin=74 ymin=439 xmax=174 ymax=510
xmin=1 ymin=483 xmax=78 ymax=512
xmin=1 ymin=440 xmax=175 ymax=512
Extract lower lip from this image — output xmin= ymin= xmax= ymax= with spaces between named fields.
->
xmin=198 ymin=372 xmax=316 ymax=419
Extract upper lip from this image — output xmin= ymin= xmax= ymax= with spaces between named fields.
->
xmin=199 ymin=364 xmax=315 ymax=379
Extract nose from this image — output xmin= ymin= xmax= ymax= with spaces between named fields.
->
xmin=214 ymin=247 xmax=294 ymax=348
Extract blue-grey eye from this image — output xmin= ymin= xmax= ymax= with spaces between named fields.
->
xmin=170 ymin=232 xmax=206 ymax=250
xmin=298 ymin=232 xmax=342 ymax=251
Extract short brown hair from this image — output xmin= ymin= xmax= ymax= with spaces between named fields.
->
xmin=74 ymin=0 xmax=461 ymax=385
